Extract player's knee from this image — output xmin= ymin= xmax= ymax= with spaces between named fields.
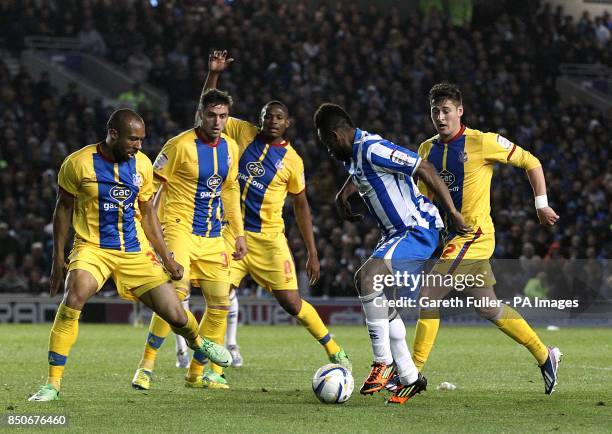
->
xmin=165 ymin=305 xmax=187 ymax=328
xmin=64 ymin=288 xmax=89 ymax=310
xmin=475 ymin=305 xmax=501 ymax=321
xmin=280 ymin=298 xmax=301 ymax=316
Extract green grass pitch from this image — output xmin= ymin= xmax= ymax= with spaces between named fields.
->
xmin=1 ymin=324 xmax=610 ymax=433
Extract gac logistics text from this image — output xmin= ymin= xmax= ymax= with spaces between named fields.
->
xmin=373 ymin=296 xmax=580 ymax=310
xmin=372 ymin=271 xmax=486 ymax=292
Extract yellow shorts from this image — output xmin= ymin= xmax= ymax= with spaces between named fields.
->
xmin=224 ymin=230 xmax=298 ymax=291
xmin=68 ymin=242 xmax=169 ymax=301
xmin=164 ymin=224 xmax=231 ymax=293
xmin=430 ymin=228 xmax=496 ymax=288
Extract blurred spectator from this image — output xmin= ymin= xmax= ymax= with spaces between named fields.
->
xmin=0 ymin=222 xmax=22 ymax=267
xmin=117 ymin=82 xmax=149 ymax=111
xmin=78 ymin=20 xmax=107 ymax=56
xmin=0 ymin=265 xmax=28 ymax=293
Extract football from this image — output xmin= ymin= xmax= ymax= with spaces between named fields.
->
xmin=311 ymin=363 xmax=354 ymax=404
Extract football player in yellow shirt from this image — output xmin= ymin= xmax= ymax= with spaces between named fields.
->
xmin=202 ymin=51 xmax=350 ymax=370
xmin=412 ymin=83 xmax=561 ymax=394
xmin=132 ymin=89 xmax=247 ymax=390
xmin=28 ymin=109 xmax=231 ymax=402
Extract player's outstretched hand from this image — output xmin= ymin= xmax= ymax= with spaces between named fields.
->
xmin=537 ymin=207 xmax=559 ymax=226
xmin=335 ymin=193 xmax=363 ymax=222
xmin=233 ymin=236 xmax=248 ymax=260
xmin=306 ymin=254 xmax=320 ymax=286
xmin=449 ymin=209 xmax=472 ymax=236
xmin=164 ymin=254 xmax=184 ymax=281
xmin=209 ymin=50 xmax=234 ymax=73
xmin=49 ymin=258 xmax=67 ymax=296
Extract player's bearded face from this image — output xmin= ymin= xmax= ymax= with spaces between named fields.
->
xmin=111 ymin=121 xmax=145 ymax=162
xmin=430 ymin=99 xmax=463 ymax=139
xmin=198 ymin=104 xmax=229 ymax=141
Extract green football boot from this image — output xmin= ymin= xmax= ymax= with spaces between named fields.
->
xmin=198 ymin=339 xmax=232 ymax=368
xmin=28 ymin=384 xmax=59 ymax=402
xmin=329 ymin=348 xmax=352 ymax=371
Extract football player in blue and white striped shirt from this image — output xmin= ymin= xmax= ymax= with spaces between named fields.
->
xmin=314 ymin=103 xmax=470 ymax=405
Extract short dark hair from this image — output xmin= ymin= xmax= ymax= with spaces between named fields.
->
xmin=262 ymin=100 xmax=289 ymax=116
xmin=107 ymin=108 xmax=144 ymax=132
xmin=429 ymin=82 xmax=462 ymax=106
xmin=313 ymin=103 xmax=354 ymax=134
xmin=199 ymin=89 xmax=233 ymax=110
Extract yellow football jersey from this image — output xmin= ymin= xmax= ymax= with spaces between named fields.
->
xmin=58 ymin=144 xmax=154 ymax=252
xmin=152 ymin=129 xmax=243 ymax=237
xmin=418 ymin=126 xmax=541 ymax=234
xmin=223 ymin=117 xmax=305 ymax=233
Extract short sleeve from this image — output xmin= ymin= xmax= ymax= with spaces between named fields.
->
xmin=58 ymin=157 xmax=79 ymax=196
xmin=152 ymin=139 xmax=181 ymax=183
xmin=288 ymin=155 xmax=306 ymax=194
xmin=224 ymin=117 xmax=259 ymax=151
xmin=366 ymin=140 xmax=421 ymax=176
xmin=483 ymin=132 xmax=541 ymax=169
xmin=416 ymin=142 xmax=432 ymax=199
xmin=482 ymin=132 xmax=517 ymax=164
xmin=138 ymin=155 xmax=155 ymax=202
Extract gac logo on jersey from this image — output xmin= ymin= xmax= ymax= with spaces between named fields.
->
xmin=439 ymin=169 xmax=455 ymax=187
xmin=207 ymin=173 xmax=222 ymax=190
xmin=246 ymin=161 xmax=265 ymax=177
xmin=109 ymin=185 xmax=133 ymax=203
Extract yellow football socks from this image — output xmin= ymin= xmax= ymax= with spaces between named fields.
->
xmin=492 ymin=305 xmax=549 ymax=365
xmin=138 ymin=291 xmax=187 ymax=371
xmin=296 ymin=300 xmax=341 ymax=356
xmin=411 ymin=309 xmax=440 ymax=371
xmin=170 ymin=308 xmax=202 ymax=350
xmin=188 ymin=281 xmax=229 ymax=380
xmin=47 ymin=303 xmax=81 ymax=390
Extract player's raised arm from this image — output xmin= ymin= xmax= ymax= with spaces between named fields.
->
xmin=335 ymin=175 xmax=362 ymax=222
xmin=200 ymin=50 xmax=234 ymax=99
xmin=415 ymin=160 xmax=472 ymax=235
xmin=50 ymin=188 xmax=74 ymax=296
xmin=483 ymin=133 xmax=559 ymax=226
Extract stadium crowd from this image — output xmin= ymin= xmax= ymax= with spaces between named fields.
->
xmin=0 ymin=1 xmax=610 ymax=298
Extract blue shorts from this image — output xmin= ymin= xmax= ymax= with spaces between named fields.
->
xmin=371 ymin=226 xmax=439 ymax=299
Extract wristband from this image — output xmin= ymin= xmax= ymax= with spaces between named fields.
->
xmin=535 ymin=195 xmax=548 ymax=210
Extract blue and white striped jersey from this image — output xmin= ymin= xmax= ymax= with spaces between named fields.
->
xmin=345 ymin=129 xmax=443 ymax=237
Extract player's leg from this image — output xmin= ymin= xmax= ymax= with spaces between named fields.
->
xmin=138 ymin=283 xmax=231 ymax=366
xmin=136 ymin=288 xmax=189 ymax=374
xmin=224 ymin=229 xmax=248 ymax=367
xmin=175 ymin=295 xmax=190 ymax=368
xmin=225 ymin=287 xmax=243 ymax=367
xmin=133 ymin=231 xmax=191 ymax=386
xmin=411 ymin=276 xmax=452 ymax=370
xmin=354 ymin=258 xmax=397 ymax=394
xmin=249 ymin=232 xmax=349 ymax=368
xmin=380 ymin=226 xmax=438 ymax=404
xmin=186 ymin=279 xmax=230 ymax=389
xmin=466 ymin=284 xmax=561 ymax=394
xmin=29 ymin=269 xmax=100 ymax=402
xmin=411 ymin=232 xmax=477 ymax=371
xmin=271 ymin=288 xmax=350 ymax=368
